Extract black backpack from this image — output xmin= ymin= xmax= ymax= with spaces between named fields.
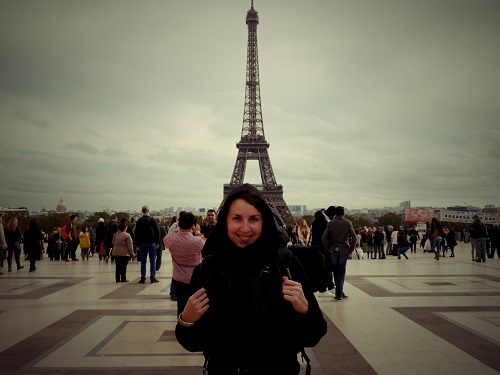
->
xmin=201 ymin=248 xmax=311 ymax=375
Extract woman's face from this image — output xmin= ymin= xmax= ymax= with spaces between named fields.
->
xmin=226 ymin=198 xmax=263 ymax=248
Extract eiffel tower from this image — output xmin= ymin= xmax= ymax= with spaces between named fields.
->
xmin=221 ymin=1 xmax=295 ymax=228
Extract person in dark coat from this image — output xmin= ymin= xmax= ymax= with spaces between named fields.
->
xmin=23 ymin=220 xmax=44 ymax=273
xmin=446 ymin=227 xmax=458 ymax=257
xmin=176 ymin=184 xmax=327 ymax=375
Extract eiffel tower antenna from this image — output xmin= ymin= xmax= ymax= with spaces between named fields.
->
xmin=220 ymin=1 xmax=295 ymax=227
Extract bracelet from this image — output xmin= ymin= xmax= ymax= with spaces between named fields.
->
xmin=178 ymin=313 xmax=195 ymax=327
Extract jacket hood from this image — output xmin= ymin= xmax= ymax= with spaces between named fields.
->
xmin=202 ymin=184 xmax=281 ymax=258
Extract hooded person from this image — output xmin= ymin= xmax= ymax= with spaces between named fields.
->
xmin=176 ymin=183 xmax=327 ymax=375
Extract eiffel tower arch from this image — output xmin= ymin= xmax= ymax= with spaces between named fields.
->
xmin=220 ymin=1 xmax=295 ymax=228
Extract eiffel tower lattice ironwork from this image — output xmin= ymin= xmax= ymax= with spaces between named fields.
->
xmin=221 ymin=1 xmax=295 ymax=227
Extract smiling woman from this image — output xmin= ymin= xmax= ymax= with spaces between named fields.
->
xmin=176 ymin=184 xmax=327 ymax=375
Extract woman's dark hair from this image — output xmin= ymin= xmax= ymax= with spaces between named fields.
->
xmin=217 ymin=184 xmax=275 ymax=240
xmin=118 ymin=224 xmax=127 ymax=231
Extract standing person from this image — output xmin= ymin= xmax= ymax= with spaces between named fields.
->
xmin=176 ymin=184 xmax=327 ymax=374
xmin=489 ymin=223 xmax=500 ymax=259
xmin=0 ymin=213 xmax=7 ymax=273
xmin=447 ymin=227 xmax=458 ymax=257
xmin=4 ymin=216 xmax=24 ymax=272
xmin=156 ymin=219 xmax=168 ymax=271
xmin=373 ymin=226 xmax=385 ymax=259
xmin=62 ymin=215 xmax=79 ymax=261
xmin=135 ymin=205 xmax=161 ymax=284
xmin=322 ymin=206 xmax=356 ymax=301
xmin=47 ymin=227 xmax=57 ymax=261
xmin=104 ymin=216 xmax=118 ymax=263
xmin=311 ymin=208 xmax=335 ymax=295
xmin=163 ymin=212 xmax=205 ymax=315
xmin=79 ymin=227 xmax=91 ymax=260
xmin=68 ymin=215 xmax=79 ymax=261
xmin=287 ymin=224 xmax=299 ymax=246
xmin=166 ymin=215 xmax=179 ymax=300
xmin=127 ymin=217 xmax=137 ymax=259
xmin=297 ymin=219 xmax=310 ymax=246
xmin=408 ymin=225 xmax=420 ymax=253
xmin=390 ymin=227 xmax=399 ymax=256
xmin=469 ymin=214 xmax=488 ymax=262
xmin=366 ymin=227 xmax=375 ymax=259
xmin=87 ymin=225 xmax=95 ymax=256
xmin=428 ymin=218 xmax=444 ymax=261
xmin=112 ymin=220 xmax=135 ymax=283
xmin=200 ymin=209 xmax=217 ymax=240
xmin=156 ymin=218 xmax=167 ymax=271
xmin=384 ymin=226 xmax=393 ymax=256
xmin=95 ymin=218 xmax=106 ymax=261
xmin=23 ymin=220 xmax=44 ymax=273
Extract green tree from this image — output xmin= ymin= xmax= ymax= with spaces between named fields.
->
xmin=21 ymin=213 xmax=70 ymax=234
xmin=378 ymin=213 xmax=403 ymax=228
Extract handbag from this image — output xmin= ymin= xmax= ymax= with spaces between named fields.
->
xmin=99 ymin=243 xmax=106 ymax=255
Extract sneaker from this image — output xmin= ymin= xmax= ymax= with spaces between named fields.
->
xmin=333 ymin=297 xmax=343 ymax=301
xmin=138 ymin=280 xmax=145 ymax=284
xmin=151 ymin=279 xmax=159 ymax=283
xmin=318 ymin=290 xmax=334 ymax=297
xmin=342 ymin=293 xmax=349 ymax=299
xmin=17 ymin=265 xmax=24 ymax=270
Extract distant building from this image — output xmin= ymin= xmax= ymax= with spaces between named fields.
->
xmin=56 ymin=197 xmax=68 ymax=213
xmin=0 ymin=208 xmax=29 ymax=218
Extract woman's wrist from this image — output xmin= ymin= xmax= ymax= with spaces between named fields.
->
xmin=178 ymin=313 xmax=195 ymax=327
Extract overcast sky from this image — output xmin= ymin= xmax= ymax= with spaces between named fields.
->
xmin=1 ymin=0 xmax=499 ymax=213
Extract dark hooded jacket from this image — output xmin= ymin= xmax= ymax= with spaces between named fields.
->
xmin=176 ymin=184 xmax=327 ymax=375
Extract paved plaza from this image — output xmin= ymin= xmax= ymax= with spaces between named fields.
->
xmin=1 ymin=241 xmax=499 ymax=375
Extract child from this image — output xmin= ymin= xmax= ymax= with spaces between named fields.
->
xmin=79 ymin=227 xmax=91 ymax=260
xmin=353 ymin=243 xmax=364 ymax=260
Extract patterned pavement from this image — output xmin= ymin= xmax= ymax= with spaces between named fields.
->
xmin=0 ymin=241 xmax=499 ymax=375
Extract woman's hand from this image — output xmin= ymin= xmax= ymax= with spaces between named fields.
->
xmin=180 ymin=287 xmax=210 ymax=324
xmin=282 ymin=276 xmax=309 ymax=314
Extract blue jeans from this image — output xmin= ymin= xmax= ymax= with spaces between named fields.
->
xmin=375 ymin=245 xmax=385 ymax=259
xmin=330 ymin=251 xmax=348 ymax=299
xmin=397 ymin=245 xmax=410 ymax=259
xmin=140 ymin=243 xmax=157 ymax=281
xmin=430 ymin=238 xmax=441 ymax=255
xmin=474 ymin=238 xmax=486 ymax=261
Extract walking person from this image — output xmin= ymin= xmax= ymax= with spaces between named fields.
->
xmin=428 ymin=218 xmax=444 ymax=261
xmin=396 ymin=229 xmax=410 ymax=259
xmin=23 ymin=220 xmax=44 ymax=273
xmin=175 ymin=184 xmax=327 ymax=374
xmin=135 ymin=205 xmax=161 ymax=284
xmin=4 ymin=216 xmax=25 ymax=272
xmin=322 ymin=206 xmax=356 ymax=301
xmin=447 ymin=227 xmax=458 ymax=257
xmin=112 ymin=220 xmax=135 ymax=283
